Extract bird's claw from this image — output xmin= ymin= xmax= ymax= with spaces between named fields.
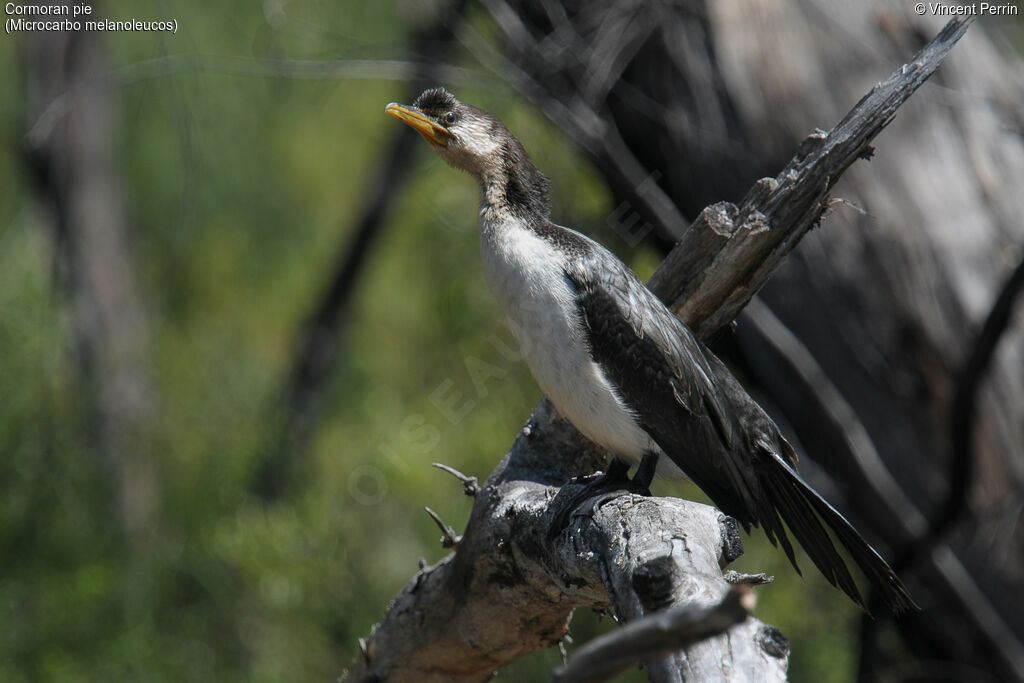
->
xmin=547 ymin=457 xmax=655 ymax=540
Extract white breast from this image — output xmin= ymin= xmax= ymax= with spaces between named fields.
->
xmin=478 ymin=211 xmax=659 ymax=462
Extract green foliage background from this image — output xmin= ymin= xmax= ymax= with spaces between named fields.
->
xmin=0 ymin=2 xmax=869 ymax=680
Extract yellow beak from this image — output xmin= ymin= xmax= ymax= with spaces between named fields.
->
xmin=385 ymin=103 xmax=452 ymax=146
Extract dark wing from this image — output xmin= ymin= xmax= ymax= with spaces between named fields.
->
xmin=562 ymin=233 xmax=915 ymax=614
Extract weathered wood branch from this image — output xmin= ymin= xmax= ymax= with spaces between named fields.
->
xmin=646 ymin=16 xmax=973 ymax=335
xmin=343 ymin=408 xmax=786 ymax=682
xmin=554 ymin=590 xmax=761 ymax=683
xmin=340 ymin=17 xmax=970 ymax=683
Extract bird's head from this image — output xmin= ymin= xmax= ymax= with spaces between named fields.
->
xmin=386 ymin=88 xmax=544 ymax=203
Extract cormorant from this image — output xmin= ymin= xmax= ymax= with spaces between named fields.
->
xmin=386 ymin=87 xmax=915 ymax=614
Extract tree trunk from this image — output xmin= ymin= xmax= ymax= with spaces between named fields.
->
xmin=21 ymin=11 xmax=160 ymax=547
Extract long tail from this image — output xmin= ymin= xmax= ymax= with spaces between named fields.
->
xmin=752 ymin=443 xmax=917 ymax=614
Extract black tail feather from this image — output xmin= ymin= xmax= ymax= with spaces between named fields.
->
xmin=759 ymin=461 xmax=865 ymax=607
xmin=756 ymin=487 xmax=801 ymax=576
xmin=757 ymin=448 xmax=918 ymax=614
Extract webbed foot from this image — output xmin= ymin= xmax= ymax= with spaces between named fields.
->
xmin=547 ymin=454 xmax=659 ymax=539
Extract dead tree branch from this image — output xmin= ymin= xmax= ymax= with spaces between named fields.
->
xmin=341 ymin=17 xmax=971 ymax=683
xmin=646 ymin=16 xmax=973 ymax=334
xmin=554 ymin=590 xmax=753 ymax=683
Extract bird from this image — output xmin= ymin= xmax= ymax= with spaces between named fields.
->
xmin=386 ymin=87 xmax=916 ymax=614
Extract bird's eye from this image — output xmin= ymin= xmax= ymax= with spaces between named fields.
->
xmin=444 ymin=111 xmax=457 ymax=125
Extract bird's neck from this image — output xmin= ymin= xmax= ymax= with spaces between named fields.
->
xmin=476 ymin=140 xmax=551 ymax=223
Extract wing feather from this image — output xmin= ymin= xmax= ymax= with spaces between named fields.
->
xmin=559 ymin=227 xmax=915 ymax=613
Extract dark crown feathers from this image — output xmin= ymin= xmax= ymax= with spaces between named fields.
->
xmin=413 ymin=87 xmax=456 ymax=115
